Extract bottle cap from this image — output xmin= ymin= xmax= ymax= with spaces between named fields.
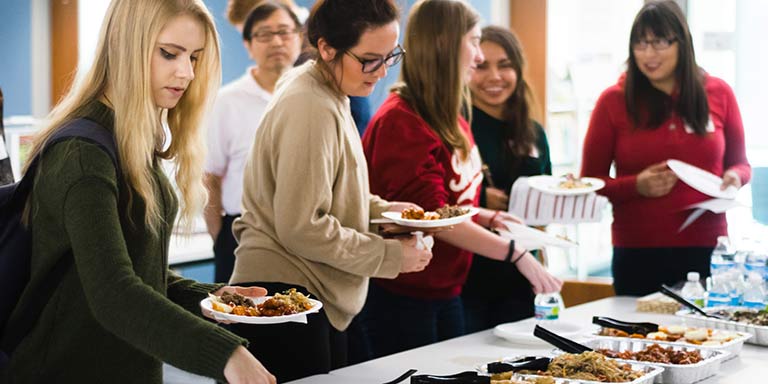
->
xmin=687 ymin=272 xmax=700 ymax=282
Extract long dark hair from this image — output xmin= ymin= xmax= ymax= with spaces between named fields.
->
xmin=478 ymin=26 xmax=537 ymax=169
xmin=625 ymin=0 xmax=709 ymax=135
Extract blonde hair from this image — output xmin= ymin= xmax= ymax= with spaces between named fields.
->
xmin=26 ymin=0 xmax=221 ymax=233
xmin=393 ymin=0 xmax=478 ymax=160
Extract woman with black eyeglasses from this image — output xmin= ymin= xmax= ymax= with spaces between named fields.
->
xmin=228 ymin=0 xmax=432 ymax=381
xmin=581 ymin=0 xmax=750 ymax=296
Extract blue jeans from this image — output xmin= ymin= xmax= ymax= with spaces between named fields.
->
xmin=356 ymin=283 xmax=465 ymax=359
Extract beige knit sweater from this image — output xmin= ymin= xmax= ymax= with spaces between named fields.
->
xmin=231 ymin=62 xmax=403 ymax=330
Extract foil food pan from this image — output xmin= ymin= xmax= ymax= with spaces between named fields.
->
xmin=588 ymin=327 xmax=752 ymax=359
xmin=576 ymin=338 xmax=729 ymax=384
xmin=675 ymin=306 xmax=768 ymax=346
xmin=478 ymin=356 xmax=664 ymax=384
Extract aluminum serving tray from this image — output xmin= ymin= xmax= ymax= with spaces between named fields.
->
xmin=588 ymin=327 xmax=752 ymax=359
xmin=478 ymin=356 xmax=664 ymax=384
xmin=577 ymin=338 xmax=729 ymax=384
xmin=675 ymin=306 xmax=768 ymax=346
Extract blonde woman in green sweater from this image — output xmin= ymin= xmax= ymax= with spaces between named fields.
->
xmin=1 ymin=1 xmax=274 ymax=383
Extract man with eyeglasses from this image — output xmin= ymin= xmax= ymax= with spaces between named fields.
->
xmin=203 ymin=2 xmax=303 ymax=283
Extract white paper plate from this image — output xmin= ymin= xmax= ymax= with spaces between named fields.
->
xmin=380 ymin=207 xmax=479 ymax=228
xmin=496 ymin=221 xmax=578 ymax=249
xmin=200 ymin=296 xmax=323 ymax=324
xmin=493 ymin=320 xmax=584 ymax=346
xmin=527 ymin=175 xmax=605 ymax=196
xmin=667 ymin=159 xmax=737 ymax=199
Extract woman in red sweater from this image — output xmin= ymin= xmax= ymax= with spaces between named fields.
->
xmin=581 ymin=0 xmax=751 ymax=296
xmin=360 ymin=0 xmax=561 ymax=358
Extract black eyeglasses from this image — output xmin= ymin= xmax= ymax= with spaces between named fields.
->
xmin=345 ymin=45 xmax=405 ymax=73
xmin=632 ymin=37 xmax=676 ymax=51
xmin=251 ymin=28 xmax=299 ymax=43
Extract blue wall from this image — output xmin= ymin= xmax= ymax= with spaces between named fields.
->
xmin=0 ymin=1 xmax=32 ymax=117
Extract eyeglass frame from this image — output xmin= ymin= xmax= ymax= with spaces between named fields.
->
xmin=632 ymin=37 xmax=677 ymax=51
xmin=250 ymin=28 xmax=300 ymax=43
xmin=345 ymin=45 xmax=406 ymax=74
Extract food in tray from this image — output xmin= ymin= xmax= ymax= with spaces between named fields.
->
xmin=711 ymin=308 xmax=768 ymax=326
xmin=596 ymin=343 xmax=703 ymax=365
xmin=500 ymin=352 xmax=645 ymax=383
xmin=209 ymin=288 xmax=314 ymax=317
xmin=599 ymin=325 xmax=740 ymax=346
xmin=636 ymin=292 xmax=681 ymax=314
xmin=400 ymin=204 xmax=469 ymax=220
xmin=557 ymin=173 xmax=593 ymax=189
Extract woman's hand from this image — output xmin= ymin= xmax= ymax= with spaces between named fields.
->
xmin=213 ymin=286 xmax=268 ymax=298
xmin=224 ymin=346 xmax=276 ymax=384
xmin=721 ymin=169 xmax=742 ymax=190
xmin=398 ymin=236 xmax=433 ymax=273
xmin=485 ymin=187 xmax=510 ymax=211
xmin=515 ymin=253 xmax=563 ymax=294
xmin=478 ymin=207 xmax=524 ymax=230
xmin=636 ymin=161 xmax=678 ymax=197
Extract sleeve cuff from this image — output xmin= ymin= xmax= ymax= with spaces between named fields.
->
xmin=373 ymin=239 xmax=403 ymax=279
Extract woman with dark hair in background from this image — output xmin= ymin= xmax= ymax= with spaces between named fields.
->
xmin=229 ymin=0 xmax=432 ymax=381
xmin=462 ymin=26 xmax=553 ymax=333
xmin=361 ymin=0 xmax=561 ymax=358
xmin=0 ymin=87 xmax=12 ymax=186
xmin=581 ymin=0 xmax=750 ymax=296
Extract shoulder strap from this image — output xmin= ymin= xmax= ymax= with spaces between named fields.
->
xmin=1 ymin=118 xmax=120 ymax=358
xmin=9 ymin=118 xmax=120 ymax=207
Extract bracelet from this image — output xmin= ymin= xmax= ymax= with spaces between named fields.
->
xmin=504 ymin=239 xmax=515 ymax=263
xmin=512 ymin=249 xmax=528 ymax=264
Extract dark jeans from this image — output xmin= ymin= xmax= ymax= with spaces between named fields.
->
xmin=461 ymin=255 xmax=535 ymax=333
xmin=226 ymin=282 xmax=347 ymax=383
xmin=356 ymin=283 xmax=465 ymax=359
xmin=612 ymin=247 xmax=713 ymax=296
xmin=213 ymin=214 xmax=239 ymax=283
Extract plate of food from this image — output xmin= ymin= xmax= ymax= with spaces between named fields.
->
xmin=527 ymin=174 xmax=605 ymax=196
xmin=666 ymin=159 xmax=737 ymax=199
xmin=201 ymin=289 xmax=322 ymax=324
xmin=378 ymin=205 xmax=479 ymax=228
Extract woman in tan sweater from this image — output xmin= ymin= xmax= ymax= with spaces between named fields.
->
xmin=229 ymin=0 xmax=432 ymax=381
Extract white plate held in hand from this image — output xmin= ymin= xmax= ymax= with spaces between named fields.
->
xmin=527 ymin=175 xmax=605 ymax=196
xmin=380 ymin=207 xmax=479 ymax=228
xmin=667 ymin=159 xmax=737 ymax=199
xmin=200 ymin=296 xmax=322 ymax=324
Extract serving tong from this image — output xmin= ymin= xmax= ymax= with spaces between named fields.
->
xmin=592 ymin=316 xmax=659 ymax=336
xmin=659 ymin=284 xmax=729 ymax=320
xmin=486 ymin=356 xmax=552 ymax=374
xmin=533 ymin=324 xmax=593 ymax=353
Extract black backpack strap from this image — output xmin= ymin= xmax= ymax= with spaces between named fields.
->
xmin=1 ymin=118 xmax=119 ymax=358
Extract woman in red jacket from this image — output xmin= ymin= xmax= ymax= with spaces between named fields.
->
xmin=581 ymin=0 xmax=750 ymax=296
xmin=360 ymin=0 xmax=561 ymax=358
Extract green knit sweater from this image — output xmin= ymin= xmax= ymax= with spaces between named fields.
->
xmin=2 ymin=102 xmax=245 ymax=383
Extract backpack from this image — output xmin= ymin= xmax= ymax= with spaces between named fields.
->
xmin=0 ymin=118 xmax=119 ymax=366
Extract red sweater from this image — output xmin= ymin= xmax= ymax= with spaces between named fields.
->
xmin=581 ymin=74 xmax=751 ymax=247
xmin=362 ymin=93 xmax=483 ymax=299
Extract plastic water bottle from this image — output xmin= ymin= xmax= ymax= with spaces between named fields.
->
xmin=744 ymin=244 xmax=767 ymax=281
xmin=727 ymin=269 xmax=746 ymax=306
xmin=706 ymin=273 xmax=730 ymax=307
xmin=742 ymin=272 xmax=766 ymax=309
xmin=710 ymin=236 xmax=735 ymax=277
xmin=534 ymin=293 xmax=564 ymax=321
xmin=681 ymin=272 xmax=706 ymax=308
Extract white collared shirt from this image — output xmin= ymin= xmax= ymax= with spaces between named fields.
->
xmin=205 ymin=67 xmax=272 ymax=215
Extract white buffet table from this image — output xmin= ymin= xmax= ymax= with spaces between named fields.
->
xmin=287 ymin=296 xmax=768 ymax=383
